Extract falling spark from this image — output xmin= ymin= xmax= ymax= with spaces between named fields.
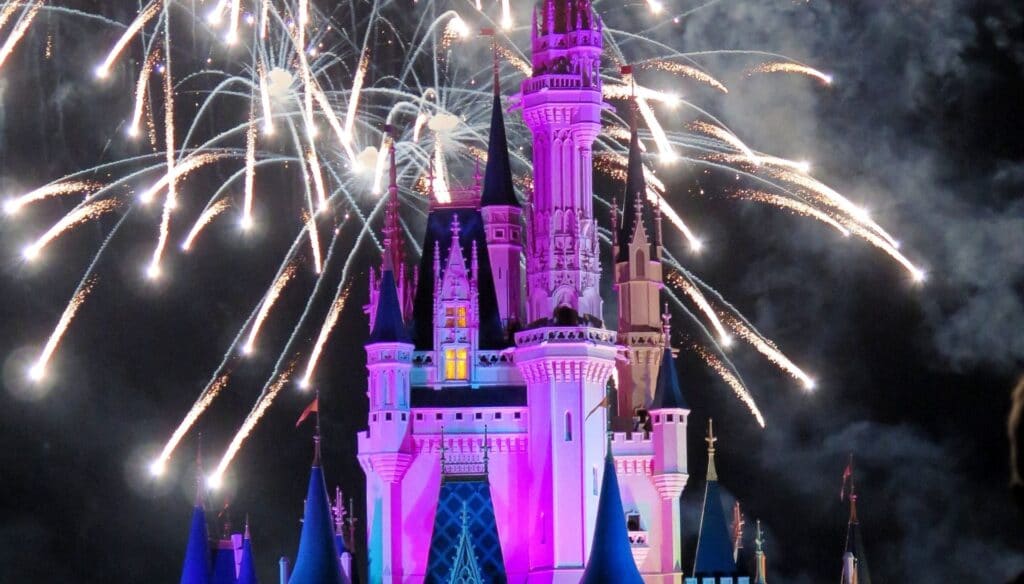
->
xmin=208 ymin=360 xmax=298 ymax=488
xmin=243 ymin=107 xmax=258 ymax=227
xmin=259 ymin=0 xmax=270 ymax=38
xmin=310 ymin=82 xmax=356 ymax=162
xmin=718 ymin=311 xmax=816 ymax=391
xmin=128 ymin=49 xmax=161 ymax=138
xmin=95 ymin=1 xmax=162 ymax=78
xmin=645 ymin=0 xmax=664 ymax=14
xmin=413 ymin=113 xmax=428 ymax=142
xmin=604 ymin=83 xmax=681 ymax=106
xmin=0 ymin=1 xmax=42 ymax=73
xmin=4 ymin=181 xmax=99 ymax=216
xmin=371 ymin=138 xmax=390 ymax=195
xmin=299 ymin=283 xmax=352 ymax=388
xmin=432 ymin=138 xmax=451 ymax=203
xmin=642 ymin=60 xmax=728 ymax=93
xmin=845 ymin=221 xmax=926 ymax=282
xmin=746 ymin=61 xmax=833 ymax=85
xmin=225 ymin=0 xmax=242 ymax=44
xmin=692 ymin=120 xmax=760 ymax=166
xmin=667 ymin=271 xmax=732 ymax=346
xmin=304 ymin=210 xmax=323 ymax=274
xmin=637 ymin=97 xmax=676 ymax=162
xmin=149 ymin=374 xmax=231 ymax=476
xmin=495 ymin=43 xmax=530 ymax=76
xmin=138 ymin=153 xmax=224 ymax=205
xmin=258 ymin=63 xmax=275 ymax=135
xmin=242 ymin=263 xmax=299 ymax=356
xmin=28 ymin=277 xmax=98 ymax=382
xmin=0 ymin=2 xmax=21 ymax=31
xmin=306 ymin=149 xmax=329 ymax=213
xmin=342 ymin=52 xmax=370 ymax=146
xmin=693 ymin=343 xmax=766 ymax=428
xmin=654 ymin=195 xmax=703 ymax=252
xmin=180 ymin=198 xmax=230 ymax=251
xmin=500 ymin=0 xmax=513 ymax=29
xmin=148 ymin=32 xmax=176 ymax=280
xmin=733 ymin=189 xmax=850 ymax=237
xmin=23 ymin=199 xmax=123 ymax=261
xmin=207 ymin=0 xmax=229 ymax=25
xmin=443 ymin=14 xmax=470 ymax=48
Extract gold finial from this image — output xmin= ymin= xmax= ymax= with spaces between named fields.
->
xmin=661 ymin=302 xmax=672 ymax=347
xmin=706 ymin=419 xmax=718 ymax=481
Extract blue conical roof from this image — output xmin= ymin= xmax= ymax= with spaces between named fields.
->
xmin=180 ymin=505 xmax=212 ymax=584
xmin=581 ymin=451 xmax=644 ymax=584
xmin=693 ymin=479 xmax=738 ymax=575
xmin=651 ymin=347 xmax=688 ymax=410
xmin=288 ymin=465 xmax=347 ymax=584
xmin=211 ymin=539 xmax=238 ymax=584
xmin=480 ymin=93 xmax=518 ymax=207
xmin=368 ymin=262 xmax=410 ymax=344
xmin=237 ymin=534 xmax=259 ymax=584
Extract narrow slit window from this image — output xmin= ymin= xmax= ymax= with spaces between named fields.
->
xmin=564 ymin=411 xmax=573 ymax=441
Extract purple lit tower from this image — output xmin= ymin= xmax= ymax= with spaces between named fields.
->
xmin=357 ymin=0 xmax=689 ymax=582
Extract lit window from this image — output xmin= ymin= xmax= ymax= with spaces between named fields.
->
xmin=457 ymin=306 xmax=467 ymax=327
xmin=444 ymin=347 xmax=468 ymax=380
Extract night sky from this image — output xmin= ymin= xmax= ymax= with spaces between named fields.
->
xmin=1 ymin=1 xmax=1023 ymax=582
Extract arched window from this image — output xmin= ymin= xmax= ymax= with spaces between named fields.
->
xmin=564 ymin=411 xmax=573 ymax=441
xmin=636 ymin=249 xmax=646 ymax=279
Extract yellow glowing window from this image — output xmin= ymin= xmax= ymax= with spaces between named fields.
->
xmin=456 ymin=306 xmax=467 ymax=327
xmin=444 ymin=347 xmax=468 ymax=380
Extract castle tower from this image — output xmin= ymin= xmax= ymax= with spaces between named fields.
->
xmin=648 ymin=308 xmax=688 ymax=582
xmin=515 ymin=2 xmax=619 ymax=580
xmin=357 ymin=251 xmax=414 ymax=584
xmin=841 ymin=461 xmax=871 ymax=584
xmin=180 ymin=457 xmax=212 ymax=584
xmin=238 ymin=521 xmax=259 ymax=584
xmin=753 ymin=520 xmax=767 ymax=584
xmin=686 ymin=421 xmax=750 ymax=584
xmin=521 ymin=0 xmax=605 ymax=323
xmin=612 ymin=103 xmax=665 ymax=430
xmin=480 ymin=51 xmax=524 ymax=331
xmin=366 ymin=134 xmax=416 ymax=331
xmin=289 ymin=436 xmax=349 ymax=584
xmin=433 ymin=216 xmax=480 ymax=384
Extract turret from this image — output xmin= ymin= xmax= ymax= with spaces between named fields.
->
xmin=841 ymin=458 xmax=871 ymax=584
xmin=753 ymin=521 xmax=767 ymax=584
xmin=686 ymin=421 xmax=750 ymax=584
xmin=613 ymin=101 xmax=666 ymax=430
xmin=581 ymin=445 xmax=644 ymax=584
xmin=357 ymin=248 xmax=414 ymax=583
xmin=648 ymin=307 xmax=688 ymax=580
xmin=289 ymin=435 xmax=349 ymax=584
xmin=180 ymin=451 xmax=212 ymax=584
xmin=480 ymin=40 xmax=524 ymax=331
xmin=237 ymin=521 xmax=259 ymax=584
xmin=366 ymin=131 xmax=417 ymax=331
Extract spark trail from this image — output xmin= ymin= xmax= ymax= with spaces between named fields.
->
xmin=208 ymin=360 xmax=298 ymax=489
xmin=719 ymin=311 xmax=816 ymax=390
xmin=95 ymin=1 xmax=161 ymax=79
xmin=641 ymin=60 xmax=728 ymax=93
xmin=129 ymin=49 xmax=162 ymax=138
xmin=4 ymin=181 xmax=99 ymax=216
xmin=299 ymin=283 xmax=352 ymax=388
xmin=181 ymin=198 xmax=230 ymax=251
xmin=243 ymin=263 xmax=299 ymax=356
xmin=666 ymin=270 xmax=732 ymax=346
xmin=149 ymin=374 xmax=230 ymax=477
xmin=29 ymin=276 xmax=98 ymax=382
xmin=0 ymin=1 xmax=41 ymax=72
xmin=692 ymin=342 xmax=766 ymax=428
xmin=22 ymin=199 xmax=123 ymax=261
xmin=746 ymin=61 xmax=833 ymax=85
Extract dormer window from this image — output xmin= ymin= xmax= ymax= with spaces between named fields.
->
xmin=444 ymin=347 xmax=468 ymax=380
xmin=444 ymin=306 xmax=468 ymax=328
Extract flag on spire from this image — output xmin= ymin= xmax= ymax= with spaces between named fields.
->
xmin=296 ymin=396 xmax=319 ymax=428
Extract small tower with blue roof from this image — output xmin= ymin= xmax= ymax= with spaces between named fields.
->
xmin=581 ymin=441 xmax=645 ymax=584
xmin=686 ymin=421 xmax=749 ymax=584
xmin=289 ymin=434 xmax=349 ymax=584
xmin=180 ymin=454 xmax=212 ymax=584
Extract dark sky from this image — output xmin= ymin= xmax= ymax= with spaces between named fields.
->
xmin=1 ymin=1 xmax=1023 ymax=583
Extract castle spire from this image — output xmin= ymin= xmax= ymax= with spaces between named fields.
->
xmin=581 ymin=446 xmax=644 ymax=584
xmin=616 ymin=89 xmax=657 ymax=263
xmin=692 ymin=419 xmax=739 ymax=577
xmin=289 ymin=434 xmax=348 ymax=584
xmin=480 ymin=49 xmax=518 ymax=209
xmin=180 ymin=446 xmax=212 ymax=584
xmin=841 ymin=456 xmax=871 ymax=584
xmin=368 ymin=239 xmax=410 ymax=344
xmin=650 ymin=318 xmax=687 ymax=411
xmin=754 ymin=520 xmax=767 ymax=584
xmin=237 ymin=518 xmax=259 ymax=584
xmin=382 ymin=126 xmax=404 ymax=271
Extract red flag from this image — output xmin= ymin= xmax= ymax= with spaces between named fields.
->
xmin=620 ymin=64 xmax=633 ymax=75
xmin=296 ymin=397 xmax=319 ymax=428
xmin=840 ymin=456 xmax=853 ymax=501
xmin=480 ymin=27 xmax=496 ymax=36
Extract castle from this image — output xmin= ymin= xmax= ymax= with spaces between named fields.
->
xmin=175 ymin=1 xmax=872 ymax=582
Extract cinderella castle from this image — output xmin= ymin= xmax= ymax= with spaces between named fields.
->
xmin=175 ymin=1 xmax=872 ymax=582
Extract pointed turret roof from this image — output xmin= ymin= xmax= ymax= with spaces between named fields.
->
xmin=480 ymin=91 xmax=518 ymax=208
xmin=211 ymin=537 xmax=238 ymax=584
xmin=368 ymin=251 xmax=410 ymax=344
xmin=237 ymin=523 xmax=259 ymax=584
xmin=181 ymin=448 xmax=212 ymax=584
xmin=288 ymin=441 xmax=347 ymax=584
xmin=693 ymin=420 xmax=739 ymax=577
xmin=841 ymin=464 xmax=871 ymax=584
xmin=581 ymin=446 xmax=644 ymax=584
xmin=616 ymin=102 xmax=658 ymax=263
xmin=448 ymin=503 xmax=485 ymax=583
xmin=651 ymin=307 xmax=688 ymax=411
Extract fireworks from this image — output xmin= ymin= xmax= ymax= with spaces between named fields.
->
xmin=29 ymin=276 xmax=98 ymax=382
xmin=746 ymin=61 xmax=834 ymax=85
xmin=2 ymin=1 xmax=927 ymax=483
